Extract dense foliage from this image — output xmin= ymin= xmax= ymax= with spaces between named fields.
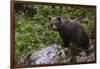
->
xmin=15 ymin=3 xmax=95 ymax=59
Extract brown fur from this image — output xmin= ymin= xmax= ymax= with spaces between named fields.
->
xmin=49 ymin=16 xmax=89 ymax=50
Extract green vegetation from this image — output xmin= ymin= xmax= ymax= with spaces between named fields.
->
xmin=15 ymin=3 xmax=95 ymax=59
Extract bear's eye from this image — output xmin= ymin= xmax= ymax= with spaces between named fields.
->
xmin=55 ymin=22 xmax=60 ymax=25
xmin=50 ymin=23 xmax=53 ymax=27
xmin=55 ymin=23 xmax=58 ymax=25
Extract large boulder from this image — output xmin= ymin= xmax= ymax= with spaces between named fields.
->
xmin=17 ymin=44 xmax=95 ymax=65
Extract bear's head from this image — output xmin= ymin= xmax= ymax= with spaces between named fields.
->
xmin=49 ymin=16 xmax=69 ymax=31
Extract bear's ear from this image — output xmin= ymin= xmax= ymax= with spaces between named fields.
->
xmin=56 ymin=17 xmax=61 ymax=22
xmin=49 ymin=17 xmax=51 ymax=21
xmin=56 ymin=17 xmax=61 ymax=20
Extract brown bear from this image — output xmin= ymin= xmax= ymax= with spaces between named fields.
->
xmin=49 ymin=16 xmax=89 ymax=51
